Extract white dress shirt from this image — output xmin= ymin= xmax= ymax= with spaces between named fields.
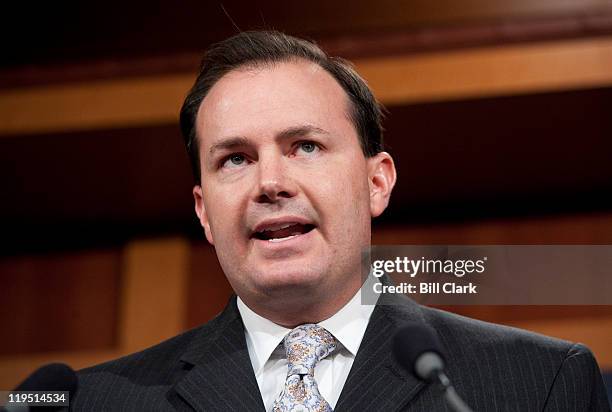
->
xmin=237 ymin=290 xmax=376 ymax=411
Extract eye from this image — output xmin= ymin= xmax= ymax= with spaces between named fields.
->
xmin=295 ymin=141 xmax=320 ymax=156
xmin=221 ymin=153 xmax=248 ymax=169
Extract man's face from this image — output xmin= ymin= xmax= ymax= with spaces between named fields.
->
xmin=193 ymin=60 xmax=395 ymax=313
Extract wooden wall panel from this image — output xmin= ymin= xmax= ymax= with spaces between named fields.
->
xmin=373 ymin=212 xmax=612 ymax=244
xmin=0 ymin=249 xmax=121 ymax=355
xmin=187 ymin=242 xmax=234 ymax=329
xmin=372 ymin=214 xmax=612 ymax=368
xmin=0 ymin=237 xmax=191 ymax=389
xmin=118 ymin=237 xmax=190 ymax=353
xmin=359 ymin=37 xmax=612 ymax=105
xmin=0 ymin=349 xmax=120 ymax=392
xmin=4 ymin=0 xmax=612 ymax=72
xmin=2 ymin=37 xmax=612 ymax=136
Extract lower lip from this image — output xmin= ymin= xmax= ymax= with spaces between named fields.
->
xmin=252 ymin=228 xmax=316 ymax=254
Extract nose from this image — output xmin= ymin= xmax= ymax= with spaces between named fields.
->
xmin=255 ymin=152 xmax=297 ymax=203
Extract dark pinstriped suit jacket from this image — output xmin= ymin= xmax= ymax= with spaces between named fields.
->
xmin=72 ymin=292 xmax=610 ymax=411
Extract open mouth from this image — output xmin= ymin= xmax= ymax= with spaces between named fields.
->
xmin=252 ymin=223 xmax=316 ymax=242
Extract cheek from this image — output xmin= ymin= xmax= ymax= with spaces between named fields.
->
xmin=317 ymin=167 xmax=371 ymax=270
xmin=202 ymin=187 xmax=244 ymax=239
xmin=337 ymin=156 xmax=370 ymax=203
xmin=313 ymin=158 xmax=371 ymax=224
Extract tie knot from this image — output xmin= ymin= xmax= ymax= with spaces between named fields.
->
xmin=284 ymin=324 xmax=337 ymax=377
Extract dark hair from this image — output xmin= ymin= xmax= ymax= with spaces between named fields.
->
xmin=179 ymin=30 xmax=384 ymax=184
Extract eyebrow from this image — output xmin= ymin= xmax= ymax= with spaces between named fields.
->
xmin=276 ymin=124 xmax=329 ymax=140
xmin=208 ymin=124 xmax=329 ymax=156
xmin=209 ymin=136 xmax=250 ymax=156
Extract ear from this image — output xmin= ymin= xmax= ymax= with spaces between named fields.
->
xmin=193 ymin=185 xmax=214 ymax=245
xmin=367 ymin=152 xmax=397 ymax=218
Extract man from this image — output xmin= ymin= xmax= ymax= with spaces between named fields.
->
xmin=72 ymin=31 xmax=610 ymax=411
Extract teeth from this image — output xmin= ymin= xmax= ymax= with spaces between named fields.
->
xmin=268 ymin=234 xmax=299 ymax=242
xmin=262 ymin=222 xmax=295 ymax=232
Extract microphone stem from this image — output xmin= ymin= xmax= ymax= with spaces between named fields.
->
xmin=436 ymin=372 xmax=474 ymax=412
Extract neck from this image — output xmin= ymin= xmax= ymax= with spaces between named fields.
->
xmin=241 ymin=281 xmax=360 ymax=328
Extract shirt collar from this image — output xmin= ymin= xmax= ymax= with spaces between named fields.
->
xmin=237 ymin=297 xmax=290 ymax=375
xmin=318 ymin=288 xmax=375 ymax=356
xmin=237 ymin=288 xmax=376 ymax=375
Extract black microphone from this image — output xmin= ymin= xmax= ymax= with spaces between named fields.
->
xmin=393 ymin=323 xmax=473 ymax=412
xmin=2 ymin=363 xmax=77 ymax=412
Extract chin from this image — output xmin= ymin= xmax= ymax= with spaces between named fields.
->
xmin=253 ymin=265 xmax=326 ymax=292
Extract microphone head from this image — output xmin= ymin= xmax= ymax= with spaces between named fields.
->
xmin=393 ymin=322 xmax=446 ymax=381
xmin=15 ymin=363 xmax=78 ymax=394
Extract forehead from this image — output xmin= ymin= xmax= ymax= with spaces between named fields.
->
xmin=195 ymin=59 xmax=355 ymax=150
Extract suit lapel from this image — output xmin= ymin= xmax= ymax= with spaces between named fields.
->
xmin=171 ymin=290 xmax=432 ymax=411
xmin=174 ymin=297 xmax=265 ymax=412
xmin=335 ymin=293 xmax=428 ymax=412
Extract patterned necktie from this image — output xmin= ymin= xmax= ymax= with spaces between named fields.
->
xmin=272 ymin=324 xmax=338 ymax=412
